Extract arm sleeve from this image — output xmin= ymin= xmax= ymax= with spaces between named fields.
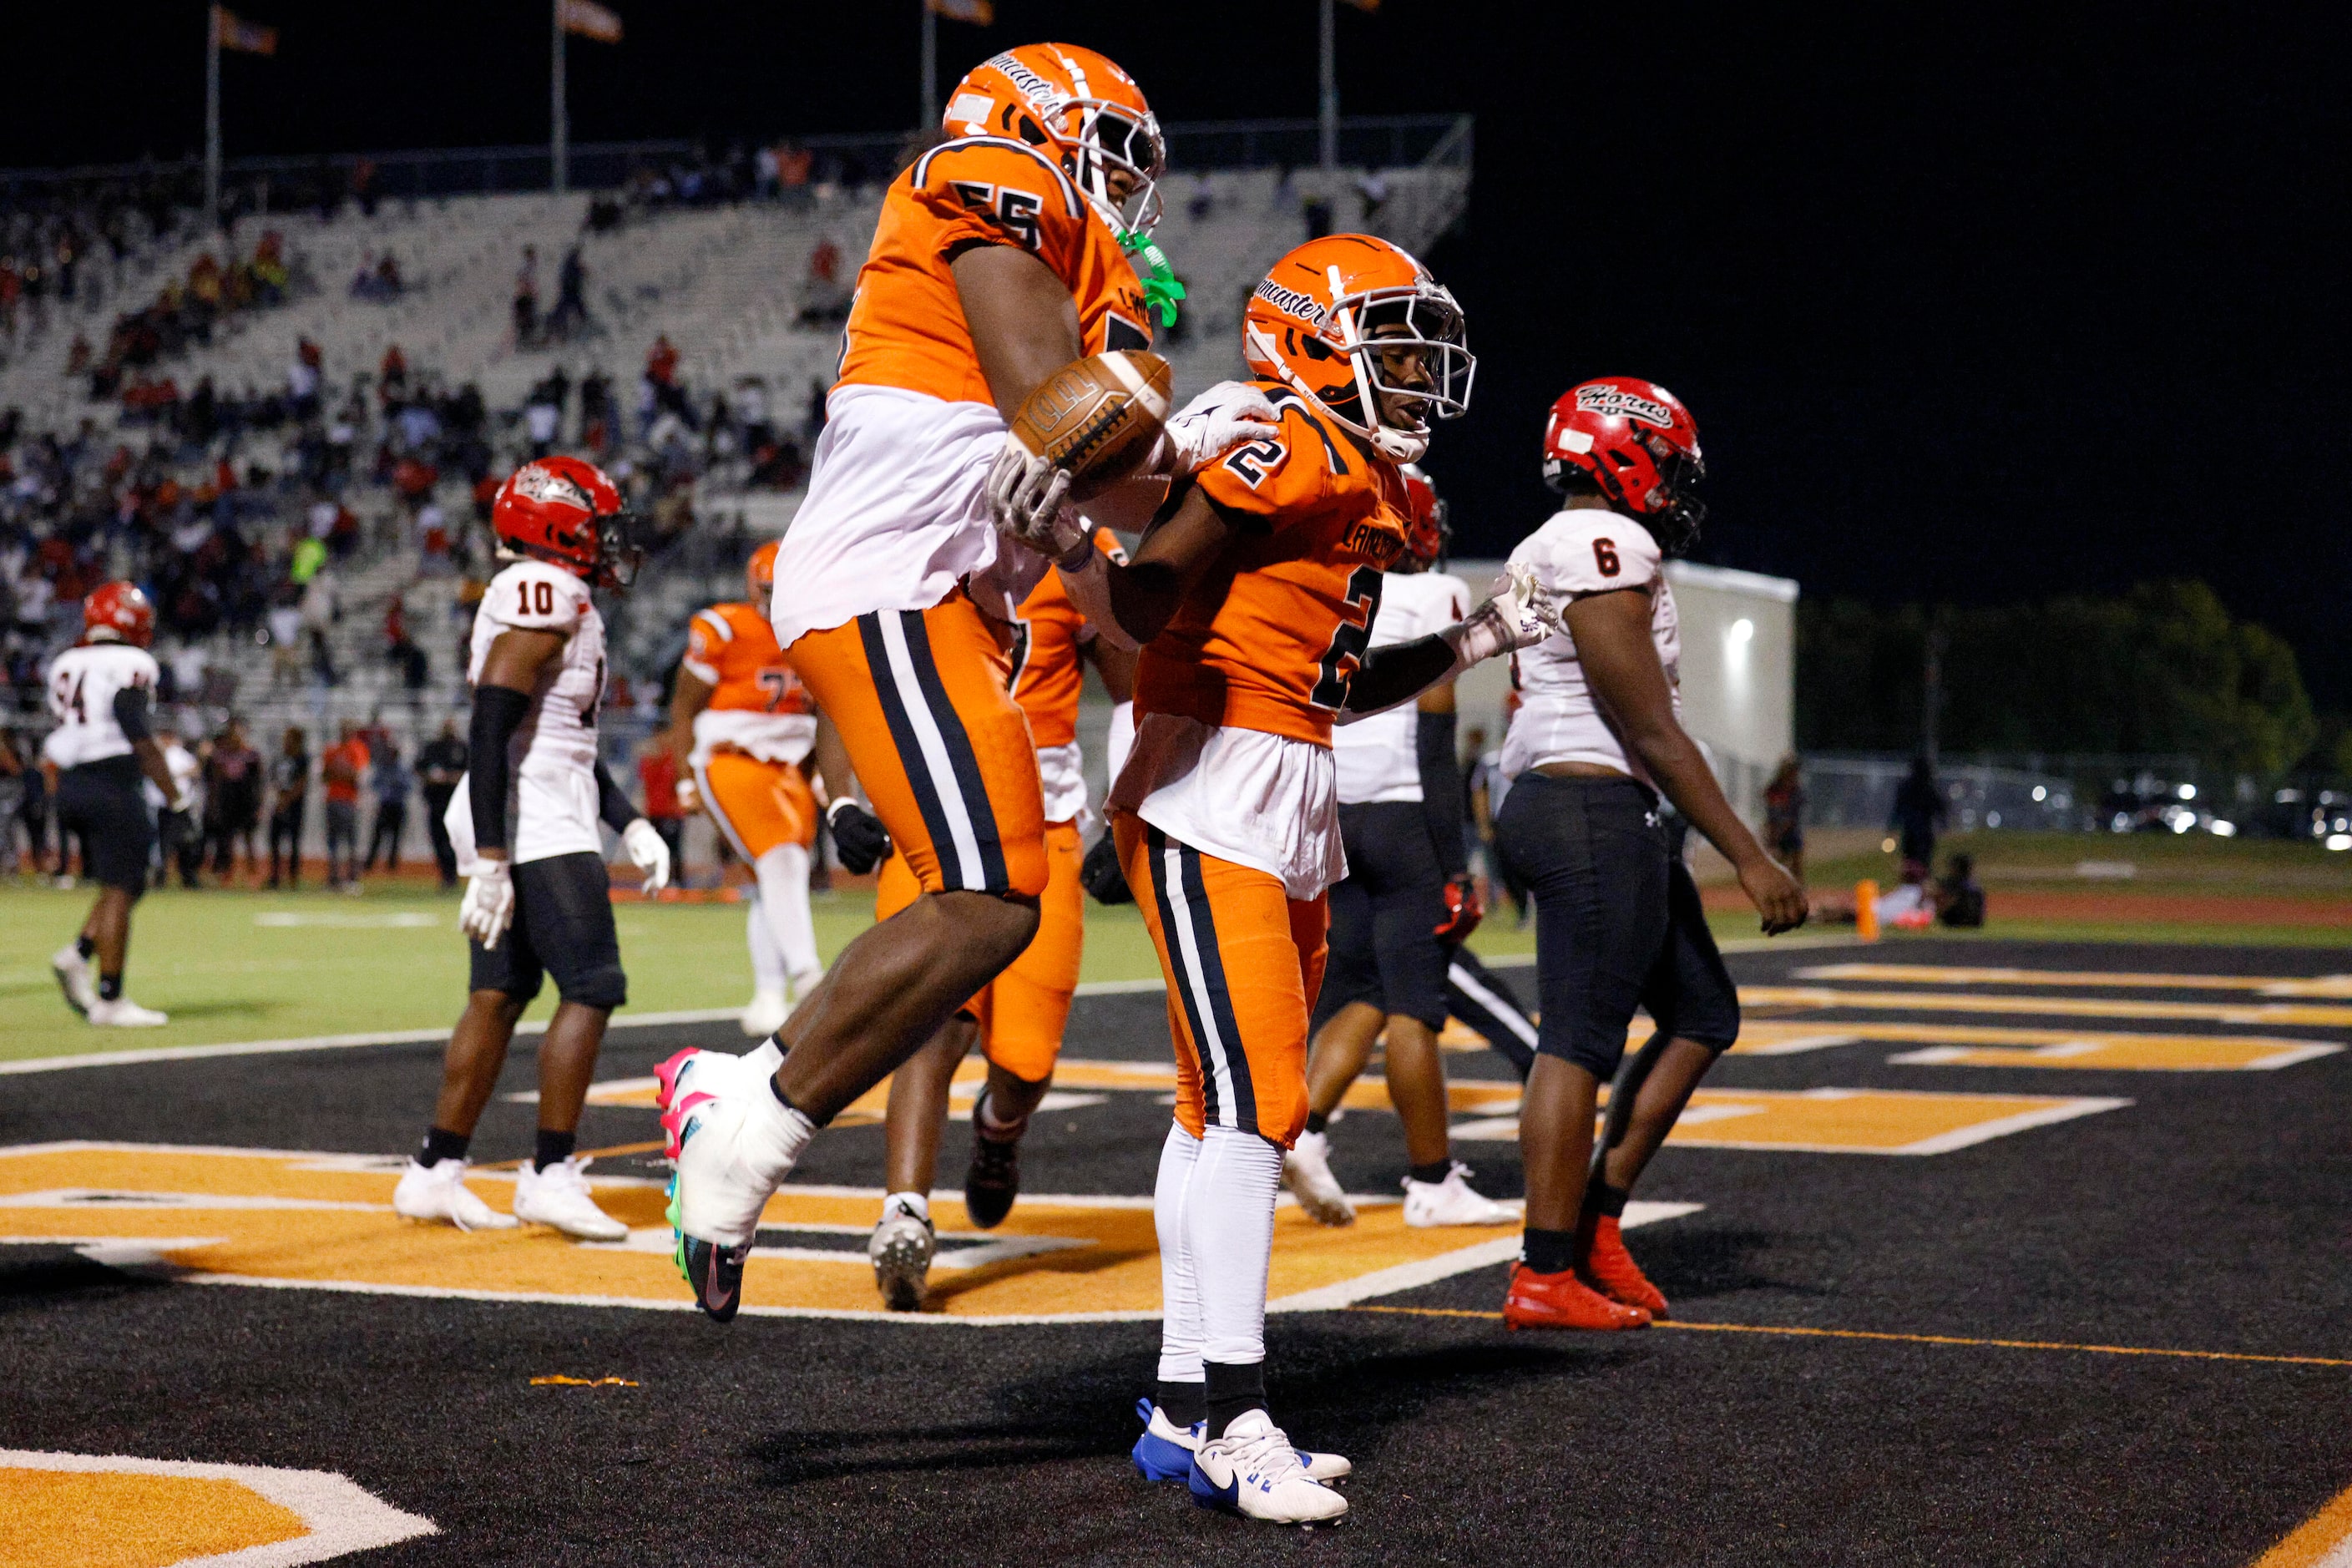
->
xmin=1339 ymin=635 xmax=1458 ymax=716
xmin=466 ymin=686 xmax=532 ymax=855
xmin=594 ymin=761 xmax=640 ymax=834
xmin=112 ymin=685 xmax=154 ymax=742
xmin=1417 ymin=708 xmax=1469 ymax=878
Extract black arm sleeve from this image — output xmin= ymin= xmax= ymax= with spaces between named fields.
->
xmin=594 ymin=761 xmax=639 ymax=834
xmin=467 ymin=686 xmax=532 ymax=855
xmin=112 ymin=685 xmax=154 ymax=742
xmin=1341 ymin=634 xmax=1456 ymax=715
xmin=1416 ymin=707 xmax=1470 ymax=879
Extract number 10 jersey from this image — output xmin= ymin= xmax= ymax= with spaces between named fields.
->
xmin=447 ymin=558 xmax=608 ymax=868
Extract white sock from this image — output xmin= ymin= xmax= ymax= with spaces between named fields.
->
xmin=745 ymin=893 xmax=787 ymax=994
xmin=1185 ymin=1125 xmax=1282 ymax=1366
xmin=1155 ymin=1123 xmax=1205 ymax=1384
xmin=743 ymin=1083 xmax=816 ymax=1185
xmin=755 ymin=843 xmax=823 ymax=990
xmin=883 ymin=1189 xmax=930 ymax=1224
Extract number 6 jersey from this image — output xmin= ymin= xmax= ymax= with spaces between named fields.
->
xmin=446 ymin=558 xmax=608 ymax=867
xmin=1500 ymin=508 xmax=1682 ymax=786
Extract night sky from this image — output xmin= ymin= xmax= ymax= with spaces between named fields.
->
xmin=10 ymin=4 xmax=2346 ymax=700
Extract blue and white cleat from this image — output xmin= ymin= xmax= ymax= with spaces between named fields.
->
xmin=1133 ymin=1400 xmax=1350 ymax=1485
xmin=662 ymin=1068 xmax=809 ymax=1323
xmin=1186 ymin=1409 xmax=1348 ymax=1525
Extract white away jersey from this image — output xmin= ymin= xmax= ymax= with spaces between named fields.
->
xmin=43 ymin=641 xmax=160 ymax=768
xmin=447 ymin=559 xmax=608 ymax=867
xmin=1501 ymin=510 xmax=1681 ymax=786
xmin=1333 ymin=570 xmax=1470 ymax=805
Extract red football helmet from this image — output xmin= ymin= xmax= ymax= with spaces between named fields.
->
xmin=489 ymin=457 xmax=641 ymax=587
xmin=83 ymin=580 xmax=156 ymax=648
xmin=941 ymin=44 xmax=1166 ymax=235
xmin=1541 ymin=378 xmax=1706 ymax=554
xmin=1398 ymin=463 xmax=1449 ymax=568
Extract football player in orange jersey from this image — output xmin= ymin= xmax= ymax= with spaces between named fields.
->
xmin=1011 ymin=235 xmax=1557 ymax=1524
xmin=661 ymin=542 xmax=841 ymax=1037
xmin=862 ymin=527 xmax=1135 ymax=1311
xmin=659 ymin=43 xmax=1282 ymax=1323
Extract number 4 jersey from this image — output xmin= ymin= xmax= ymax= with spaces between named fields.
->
xmin=43 ymin=641 xmax=160 ymax=769
xmin=1501 ymin=508 xmax=1682 ymax=786
xmin=446 ymin=558 xmax=609 ymax=868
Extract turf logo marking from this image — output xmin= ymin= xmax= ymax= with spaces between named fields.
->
xmin=0 ymin=1449 xmax=435 ymax=1565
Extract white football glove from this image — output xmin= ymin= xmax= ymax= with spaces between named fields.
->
xmin=458 ymin=858 xmax=516 ymax=950
xmin=1153 ymin=380 xmax=1281 ymax=474
xmin=1444 ymin=565 xmax=1564 ymax=669
xmin=673 ymin=772 xmax=701 ymax=814
xmin=984 ymin=435 xmax=1075 ymax=551
xmin=620 ymin=817 xmax=672 ymax=896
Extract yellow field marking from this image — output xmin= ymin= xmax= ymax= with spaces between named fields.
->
xmin=1348 ymin=1305 xmax=2352 ymax=1368
xmin=1799 ymin=964 xmax=2352 ymax=998
xmin=529 ymin=1374 xmax=638 ymax=1387
xmin=2254 ymin=1479 xmax=2352 ymax=1567
xmin=0 ymin=1143 xmax=1563 ymax=1324
xmin=0 ymin=1449 xmax=436 ymax=1565
xmin=1743 ymin=985 xmax=2352 ymax=1028
xmin=1449 ymin=1085 xmax=2127 ymax=1155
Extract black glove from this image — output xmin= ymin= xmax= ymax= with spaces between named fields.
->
xmin=1080 ymin=830 xmax=1133 ymax=905
xmin=826 ymin=799 xmax=891 ymax=875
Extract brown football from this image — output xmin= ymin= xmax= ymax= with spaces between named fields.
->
xmin=1009 ymin=350 xmax=1173 ymax=491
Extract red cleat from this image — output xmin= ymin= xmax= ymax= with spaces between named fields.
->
xmin=1579 ymin=1216 xmax=1670 ymax=1319
xmin=1502 ymin=1263 xmax=1651 ymax=1332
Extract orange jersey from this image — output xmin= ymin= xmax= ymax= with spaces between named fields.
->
xmin=1133 ymin=385 xmax=1413 ymax=746
xmin=1007 ymin=528 xmax=1120 ymax=748
xmin=835 ymin=138 xmax=1151 ymax=407
xmin=683 ymin=601 xmax=810 ymax=716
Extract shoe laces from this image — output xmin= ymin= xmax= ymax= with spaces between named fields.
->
xmin=534 ymin=1156 xmax=594 ymax=1197
xmin=1214 ymin=1419 xmax=1308 ymax=1487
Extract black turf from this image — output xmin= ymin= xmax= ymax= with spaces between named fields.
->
xmin=2 ymin=937 xmax=2347 ymax=1565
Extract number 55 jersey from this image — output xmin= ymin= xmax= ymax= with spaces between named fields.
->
xmin=1500 ymin=509 xmax=1682 ymax=787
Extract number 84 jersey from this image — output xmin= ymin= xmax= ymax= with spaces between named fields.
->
xmin=1500 ymin=508 xmax=1682 ymax=787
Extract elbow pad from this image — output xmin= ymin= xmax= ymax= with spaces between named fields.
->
xmin=468 ymin=686 xmax=532 ymax=854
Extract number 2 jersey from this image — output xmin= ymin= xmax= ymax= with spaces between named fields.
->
xmin=1501 ymin=508 xmax=1682 ymax=786
xmin=43 ymin=641 xmax=159 ymax=770
xmin=680 ymin=600 xmax=816 ymax=769
xmin=446 ymin=558 xmax=609 ymax=867
xmin=773 ymin=136 xmax=1153 ymax=648
xmin=1115 ymin=385 xmax=1414 ymax=898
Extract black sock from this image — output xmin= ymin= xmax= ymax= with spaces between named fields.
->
xmin=1585 ymin=1181 xmax=1631 ymax=1221
xmin=1203 ymin=1358 xmax=1267 ymax=1440
xmin=1304 ymin=1110 xmax=1329 ymax=1136
xmin=97 ymin=974 xmax=123 ymax=1003
xmin=1156 ymin=1378 xmax=1207 ymax=1428
xmin=1521 ymin=1226 xmax=1576 ymax=1274
xmin=75 ymin=935 xmax=95 ymax=960
xmin=1409 ymin=1160 xmax=1451 ymax=1186
xmin=534 ymin=1128 xmax=577 ymax=1171
xmin=420 ymin=1126 xmax=471 ymax=1166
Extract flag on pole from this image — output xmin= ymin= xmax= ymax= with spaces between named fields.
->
xmin=212 ymin=6 xmax=278 ymax=55
xmin=558 ymin=0 xmax=624 ymax=43
xmin=926 ymin=0 xmax=994 ymax=23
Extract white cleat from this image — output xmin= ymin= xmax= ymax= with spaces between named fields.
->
xmin=392 ymin=1157 xmax=518 ymax=1231
xmin=665 ymin=1070 xmax=813 ymax=1322
xmin=867 ymin=1196 xmax=935 ymax=1312
xmin=1282 ymin=1130 xmax=1355 ymax=1227
xmin=1134 ymin=1400 xmax=1350 ymax=1484
xmin=87 ymin=996 xmax=169 ymax=1028
xmin=51 ymin=945 xmax=98 ymax=1016
xmin=1187 ymin=1410 xmax=1349 ymax=1525
xmin=741 ymin=989 xmax=790 ymax=1039
xmin=512 ymin=1156 xmax=629 ymax=1241
xmin=1401 ymin=1161 xmax=1516 ymax=1227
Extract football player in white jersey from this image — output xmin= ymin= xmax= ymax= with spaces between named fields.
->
xmin=1283 ymin=465 xmax=1515 ymax=1231
xmin=1495 ymin=379 xmax=1807 ymax=1333
xmin=392 ymin=458 xmax=675 ymax=1241
xmin=45 ymin=582 xmax=184 ymax=1027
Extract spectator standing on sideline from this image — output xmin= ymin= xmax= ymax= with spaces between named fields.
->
xmin=1889 ymin=756 xmax=1948 ymax=878
xmin=205 ymin=717 xmax=264 ymax=884
xmin=513 ymin=246 xmax=539 ymax=346
xmin=548 ymin=245 xmax=589 ymax=339
xmin=1763 ymin=754 xmax=1807 ymax=886
xmin=321 ymin=724 xmax=371 ymax=892
xmin=365 ymin=739 xmax=413 ymax=873
xmin=417 ymin=719 xmax=468 ymax=890
xmin=266 ymin=727 xmax=311 ymax=888
xmin=636 ymin=741 xmax=687 ymax=888
xmin=150 ymin=725 xmax=204 ymax=889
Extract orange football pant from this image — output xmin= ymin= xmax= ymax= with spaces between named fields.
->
xmin=694 ymin=750 xmax=817 ymax=859
xmin=787 ymin=594 xmax=1048 ymax=899
xmin=1115 ymin=811 xmax=1328 ymax=1148
xmin=875 ymin=816 xmax=1085 ymax=1083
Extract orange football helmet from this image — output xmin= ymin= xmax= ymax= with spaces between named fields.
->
xmin=941 ymin=44 xmax=1166 ymax=235
xmin=1242 ymin=234 xmax=1474 ymax=463
xmin=746 ymin=539 xmax=780 ymax=604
